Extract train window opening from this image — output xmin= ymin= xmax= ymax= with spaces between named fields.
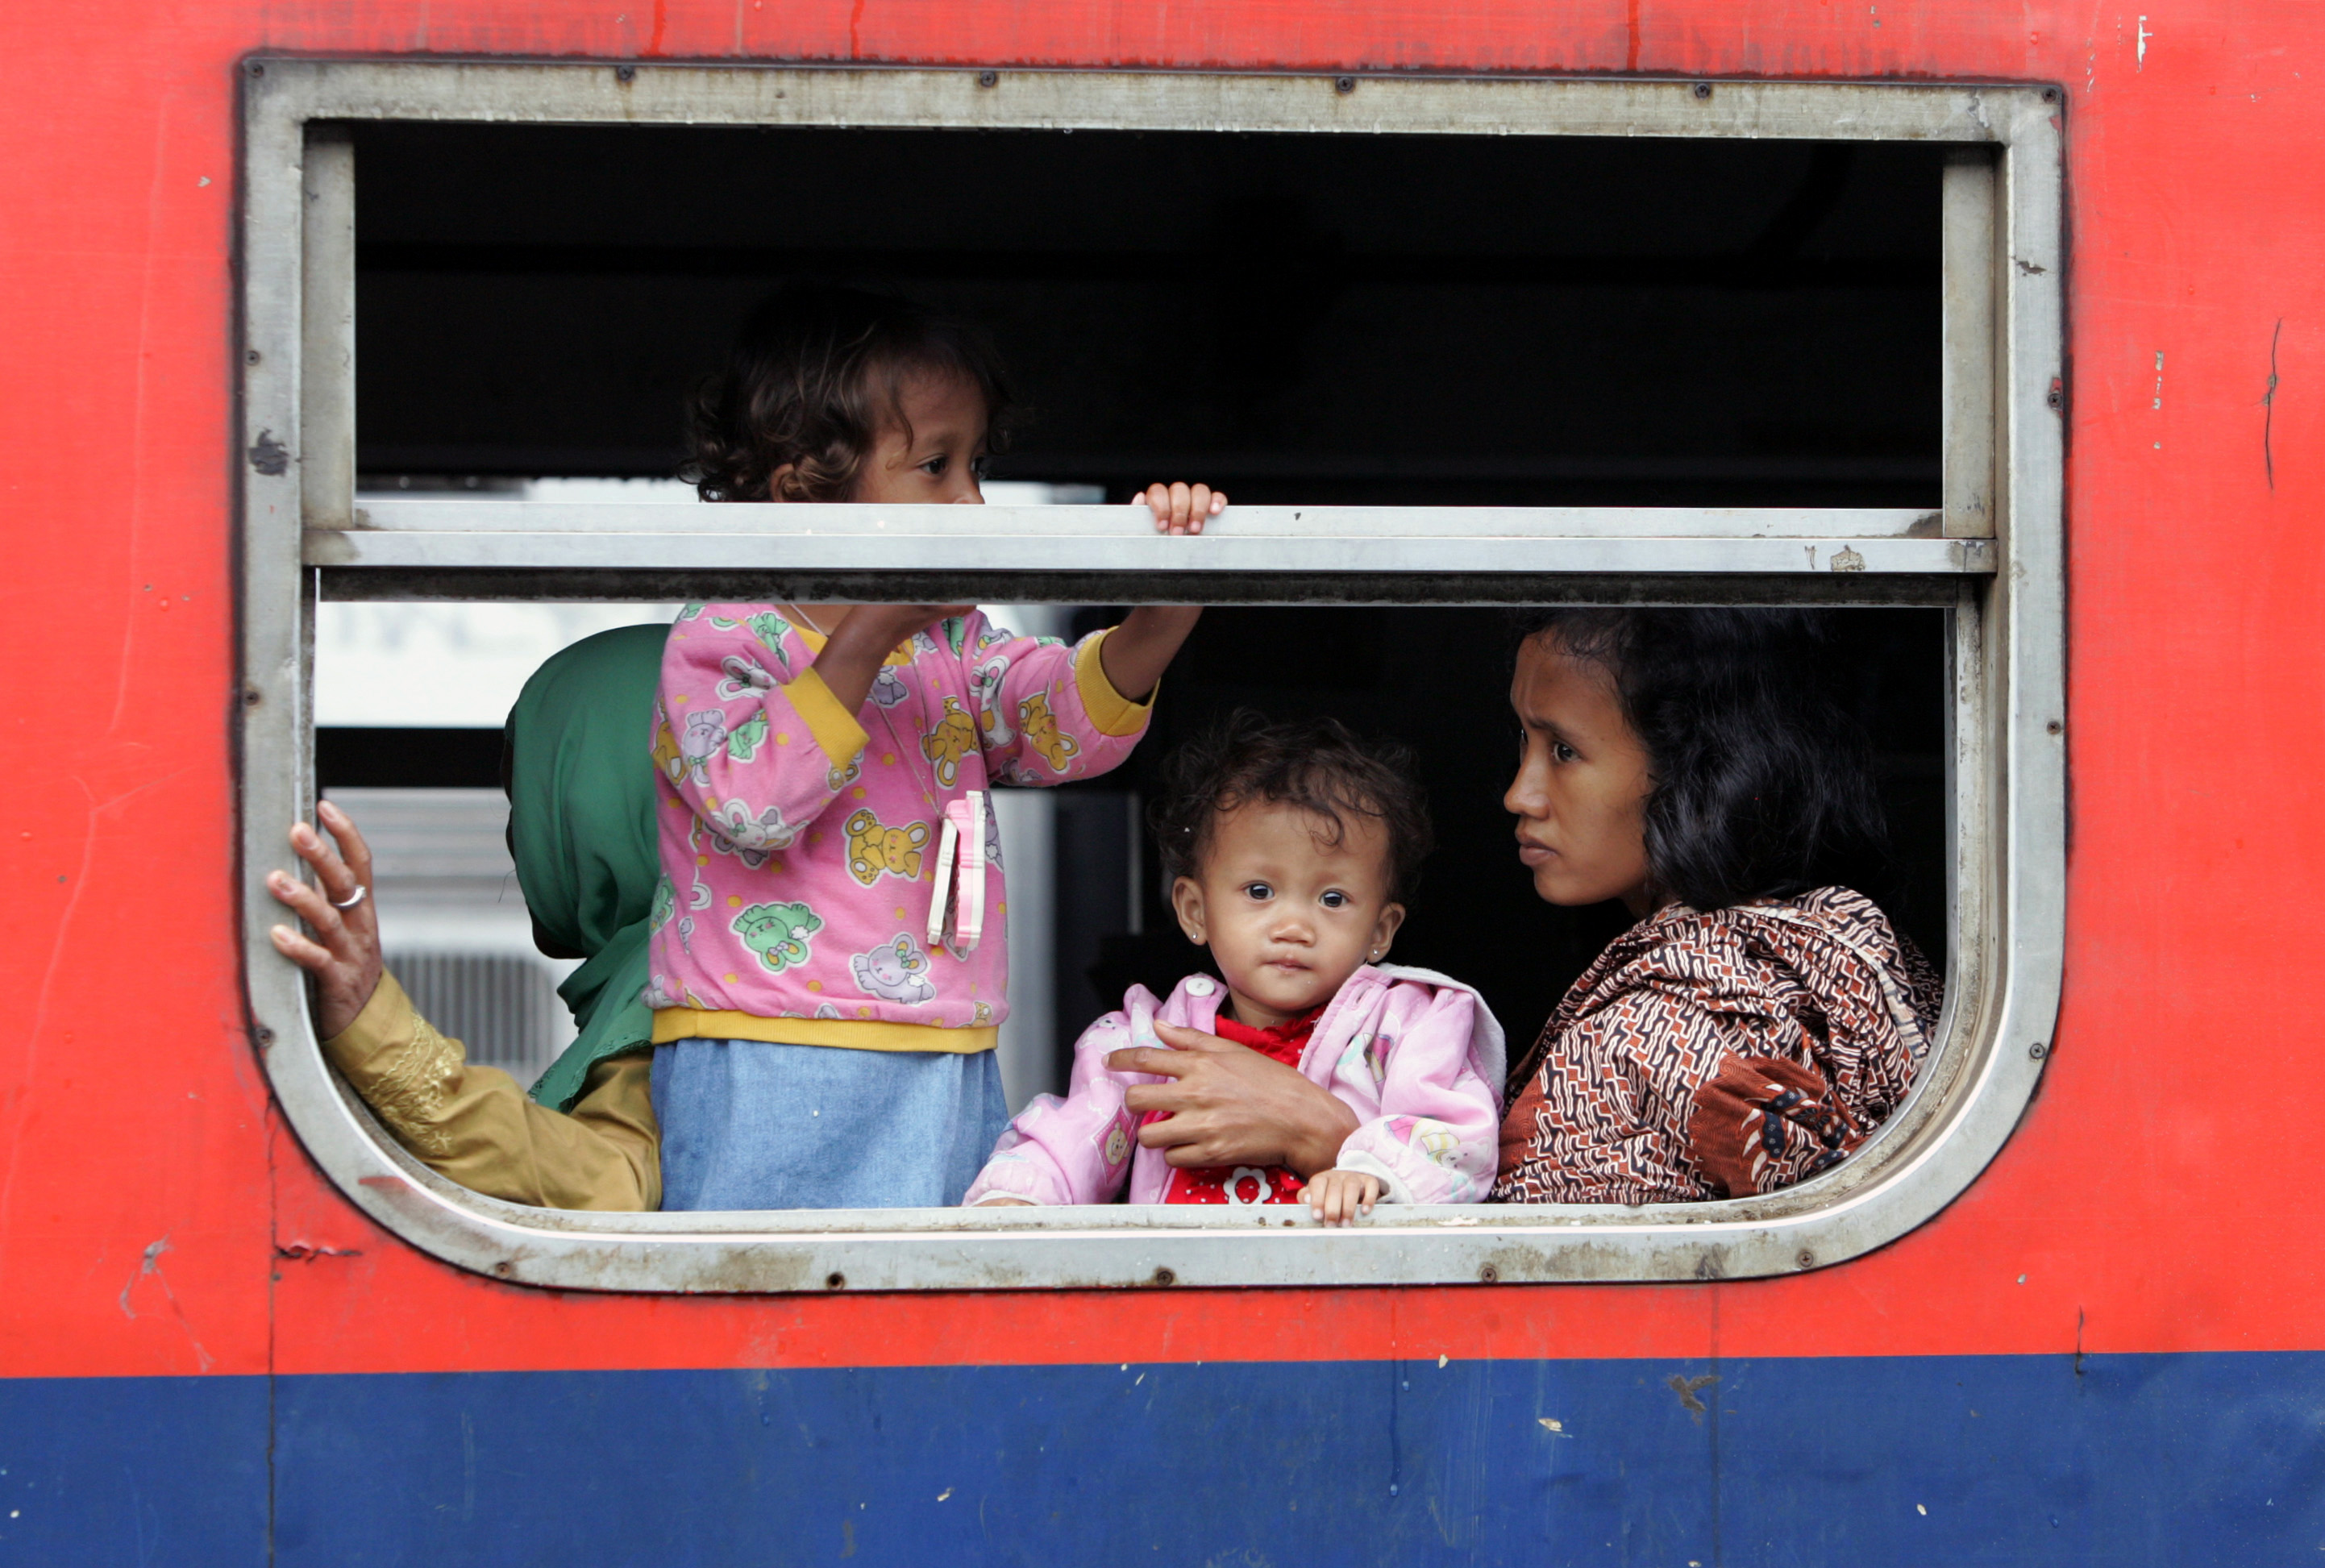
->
xmin=244 ymin=63 xmax=2061 ymax=1290
xmin=314 ymin=598 xmax=1950 ymax=1115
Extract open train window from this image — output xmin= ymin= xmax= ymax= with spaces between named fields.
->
xmin=242 ymin=61 xmax=2062 ymax=1291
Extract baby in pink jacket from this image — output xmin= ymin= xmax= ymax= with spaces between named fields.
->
xmin=967 ymin=711 xmax=1504 ymax=1222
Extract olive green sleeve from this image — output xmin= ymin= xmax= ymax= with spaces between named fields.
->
xmin=321 ymin=970 xmax=660 ymax=1212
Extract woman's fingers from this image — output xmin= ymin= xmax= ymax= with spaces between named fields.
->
xmin=289 ymin=820 xmax=361 ymax=910
xmin=1130 ymin=1105 xmax=1192 ymax=1144
xmin=1105 ymin=1046 xmax=1196 ymax=1078
xmin=1156 ymin=1136 xmax=1221 ymax=1167
xmin=1151 ymin=1022 xmax=1236 ymax=1052
xmin=314 ymin=799 xmax=376 ymax=888
xmin=267 ymin=923 xmax=336 ymax=974
xmin=272 ymin=809 xmax=388 ymax=1040
xmin=266 ymin=867 xmax=346 ymax=945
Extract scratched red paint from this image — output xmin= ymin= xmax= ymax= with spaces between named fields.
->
xmin=1 ymin=1 xmax=2321 ymax=1384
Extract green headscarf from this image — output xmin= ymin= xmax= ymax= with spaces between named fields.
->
xmin=507 ymin=622 xmax=668 ymax=1114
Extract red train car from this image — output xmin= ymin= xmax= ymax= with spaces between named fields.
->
xmin=3 ymin=1 xmax=2320 ymax=1562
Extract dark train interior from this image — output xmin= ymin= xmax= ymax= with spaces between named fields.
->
xmin=326 ymin=121 xmax=1949 ymax=1074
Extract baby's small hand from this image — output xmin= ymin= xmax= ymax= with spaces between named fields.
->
xmin=1140 ymin=481 xmax=1227 ymax=535
xmin=974 ymin=1196 xmax=1035 ymax=1208
xmin=1303 ymin=1168 xmax=1382 ymax=1227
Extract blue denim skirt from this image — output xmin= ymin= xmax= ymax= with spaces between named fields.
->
xmin=651 ymin=1038 xmax=1009 ymax=1212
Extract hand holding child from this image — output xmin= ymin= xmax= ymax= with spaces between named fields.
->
xmin=1303 ymin=1168 xmax=1382 ymax=1226
xmin=1111 ymin=1021 xmax=1360 ymax=1177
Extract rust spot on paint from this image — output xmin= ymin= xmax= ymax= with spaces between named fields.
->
xmin=247 ymin=429 xmax=289 ymax=476
xmin=275 ymin=1241 xmax=362 ymax=1262
xmin=2265 ymin=318 xmax=2282 ymax=491
xmin=1666 ymin=1372 xmax=1720 ymax=1423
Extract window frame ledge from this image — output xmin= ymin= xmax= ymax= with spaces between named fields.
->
xmin=240 ymin=59 xmax=2063 ymax=1291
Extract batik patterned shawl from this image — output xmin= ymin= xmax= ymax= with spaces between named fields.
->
xmin=1493 ymin=886 xmax=1943 ymax=1206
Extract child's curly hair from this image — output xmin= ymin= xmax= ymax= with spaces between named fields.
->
xmin=683 ymin=284 xmax=1015 ymax=502
xmin=1150 ymin=710 xmax=1434 ymax=906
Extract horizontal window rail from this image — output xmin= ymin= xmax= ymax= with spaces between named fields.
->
xmin=308 ymin=503 xmax=1991 ymax=604
xmin=331 ymin=501 xmax=1965 ymax=544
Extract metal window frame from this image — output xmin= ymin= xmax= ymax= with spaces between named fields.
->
xmin=240 ymin=59 xmax=2063 ymax=1292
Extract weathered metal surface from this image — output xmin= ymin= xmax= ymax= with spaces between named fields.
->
xmin=305 ymin=504 xmax=1992 ymax=576
xmin=309 ymin=500 xmax=1989 ymax=601
xmin=297 ymin=128 xmax=355 ymax=534
xmin=260 ymin=57 xmax=2026 ymax=143
xmin=1941 ymin=149 xmax=1999 ymax=538
xmin=314 ymin=567 xmax=1978 ymax=606
xmin=335 ymin=500 xmax=1950 ymax=538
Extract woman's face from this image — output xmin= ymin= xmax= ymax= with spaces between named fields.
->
xmin=1504 ymin=634 xmax=1657 ymax=914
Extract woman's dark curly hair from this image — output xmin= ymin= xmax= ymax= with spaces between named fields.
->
xmin=683 ymin=284 xmax=1014 ymax=502
xmin=1511 ymin=607 xmax=1890 ymax=911
xmin=1150 ymin=710 xmax=1435 ymax=906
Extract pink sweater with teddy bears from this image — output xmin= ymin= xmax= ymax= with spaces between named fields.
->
xmin=645 ymin=605 xmax=1151 ymax=1054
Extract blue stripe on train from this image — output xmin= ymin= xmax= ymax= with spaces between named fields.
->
xmin=4 ymin=1352 xmax=2323 ymax=1565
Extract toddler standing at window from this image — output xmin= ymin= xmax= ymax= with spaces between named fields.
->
xmin=967 ymin=712 xmax=1504 ymax=1222
xmin=648 ymin=285 xmax=1224 ymax=1209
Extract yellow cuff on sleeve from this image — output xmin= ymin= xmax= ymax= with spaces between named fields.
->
xmin=1074 ymin=628 xmax=1157 ymax=738
xmin=785 ymin=667 xmax=871 ymax=766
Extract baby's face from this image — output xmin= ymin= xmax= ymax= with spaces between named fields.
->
xmin=1171 ymin=801 xmax=1406 ymax=1030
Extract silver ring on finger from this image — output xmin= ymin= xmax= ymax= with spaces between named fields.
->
xmin=332 ymin=883 xmax=368 ymax=910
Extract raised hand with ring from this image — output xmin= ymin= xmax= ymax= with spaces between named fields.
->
xmin=265 ymin=801 xmax=385 ymax=1039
